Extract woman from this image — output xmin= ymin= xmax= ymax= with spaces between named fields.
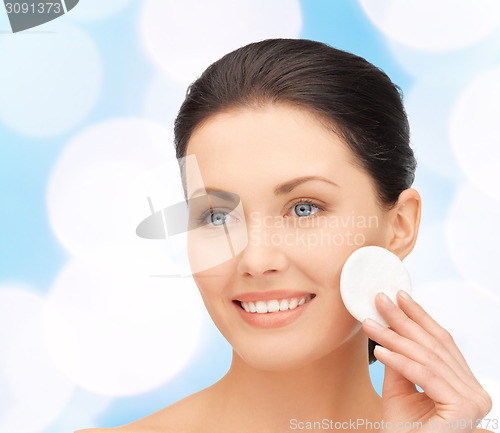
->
xmin=79 ymin=39 xmax=493 ymax=433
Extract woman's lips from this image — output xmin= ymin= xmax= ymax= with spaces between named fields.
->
xmin=232 ymin=293 xmax=316 ymax=328
xmin=233 ymin=289 xmax=316 ymax=303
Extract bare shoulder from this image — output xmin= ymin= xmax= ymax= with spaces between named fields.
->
xmin=122 ymin=388 xmax=214 ymax=433
xmin=473 ymin=429 xmax=495 ymax=433
xmin=74 ymin=387 xmax=214 ymax=433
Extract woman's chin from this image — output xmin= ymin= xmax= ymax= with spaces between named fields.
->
xmin=233 ymin=344 xmax=327 ymax=372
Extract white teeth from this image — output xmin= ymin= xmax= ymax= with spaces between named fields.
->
xmin=239 ymin=295 xmax=315 ymax=314
xmin=267 ymin=300 xmax=280 ymax=312
xmin=255 ymin=301 xmax=268 ymax=313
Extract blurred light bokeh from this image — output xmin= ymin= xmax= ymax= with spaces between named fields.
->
xmin=1 ymin=1 xmax=499 ymax=431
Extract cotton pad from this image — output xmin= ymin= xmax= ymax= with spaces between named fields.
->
xmin=340 ymin=246 xmax=411 ymax=327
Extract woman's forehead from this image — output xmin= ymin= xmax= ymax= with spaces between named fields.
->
xmin=185 ymin=104 xmax=351 ymax=170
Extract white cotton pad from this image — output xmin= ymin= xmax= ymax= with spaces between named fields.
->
xmin=340 ymin=246 xmax=411 ymax=327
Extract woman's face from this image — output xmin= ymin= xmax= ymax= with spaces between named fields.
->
xmin=184 ymin=103 xmax=394 ymax=371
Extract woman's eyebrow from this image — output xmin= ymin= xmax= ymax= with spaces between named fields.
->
xmin=188 ymin=188 xmax=236 ymax=200
xmin=188 ymin=175 xmax=339 ymax=199
xmin=273 ymin=175 xmax=339 ymax=196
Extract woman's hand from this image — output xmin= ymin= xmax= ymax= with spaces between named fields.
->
xmin=362 ymin=290 xmax=493 ymax=433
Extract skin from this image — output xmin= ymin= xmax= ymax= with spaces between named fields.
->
xmin=76 ymin=103 xmax=492 ymax=433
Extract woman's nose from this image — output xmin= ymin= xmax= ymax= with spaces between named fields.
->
xmin=236 ymin=212 xmax=289 ymax=278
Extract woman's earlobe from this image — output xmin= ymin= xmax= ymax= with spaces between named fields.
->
xmin=387 ymin=188 xmax=422 ymax=259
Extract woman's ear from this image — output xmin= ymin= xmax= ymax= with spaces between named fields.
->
xmin=386 ymin=188 xmax=421 ymax=260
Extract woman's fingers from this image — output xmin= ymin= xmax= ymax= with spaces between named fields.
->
xmin=389 ymin=291 xmax=493 ymax=416
xmin=373 ymin=344 xmax=492 ymax=422
xmin=376 ymin=291 xmax=482 ymax=393
xmin=382 ymin=363 xmax=417 ymax=398
xmin=363 ymin=290 xmax=493 ymax=417
xmin=394 ymin=291 xmax=478 ymax=382
xmin=371 ymin=344 xmax=462 ymax=407
xmin=362 ymin=318 xmax=472 ymax=398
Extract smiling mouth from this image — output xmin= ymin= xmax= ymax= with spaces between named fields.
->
xmin=233 ymin=294 xmax=316 ymax=314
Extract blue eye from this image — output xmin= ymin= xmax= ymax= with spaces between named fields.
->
xmin=196 ymin=209 xmax=235 ymax=227
xmin=290 ymin=199 xmax=323 ymax=217
xmin=196 ymin=199 xmax=323 ymax=227
xmin=209 ymin=211 xmax=226 ymax=226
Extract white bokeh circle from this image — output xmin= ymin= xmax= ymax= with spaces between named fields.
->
xmin=359 ymin=0 xmax=500 ymax=52
xmin=140 ymin=0 xmax=302 ymax=85
xmin=386 ymin=27 xmax=500 ymax=83
xmin=445 ymin=182 xmax=500 ymax=300
xmin=449 ymin=66 xmax=500 ymax=199
xmin=0 ymin=286 xmax=75 ymax=433
xmin=0 ymin=21 xmax=101 ymax=137
xmin=47 ymin=118 xmax=179 ymax=255
xmin=43 ymin=244 xmax=205 ymax=396
xmin=66 ymin=0 xmax=134 ymax=21
xmin=415 ymin=279 xmax=500 ymax=384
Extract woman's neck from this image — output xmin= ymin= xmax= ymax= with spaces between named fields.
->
xmin=206 ymin=329 xmax=382 ymax=432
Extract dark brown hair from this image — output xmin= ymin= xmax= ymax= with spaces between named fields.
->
xmin=174 ymin=38 xmax=416 ymax=364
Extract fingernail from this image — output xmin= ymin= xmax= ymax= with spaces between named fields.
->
xmin=364 ymin=318 xmax=385 ymax=330
xmin=375 ymin=345 xmax=391 ymax=355
xmin=398 ymin=290 xmax=412 ymax=303
xmin=379 ymin=292 xmax=394 ymax=307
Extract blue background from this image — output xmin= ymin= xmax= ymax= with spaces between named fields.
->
xmin=1 ymin=1 xmax=499 ymax=432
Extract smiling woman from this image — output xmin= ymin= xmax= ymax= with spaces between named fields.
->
xmin=76 ymin=39 xmax=493 ymax=433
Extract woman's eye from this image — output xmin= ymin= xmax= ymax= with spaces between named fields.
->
xmin=290 ymin=200 xmax=323 ymax=217
xmin=197 ymin=210 xmax=237 ymax=227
